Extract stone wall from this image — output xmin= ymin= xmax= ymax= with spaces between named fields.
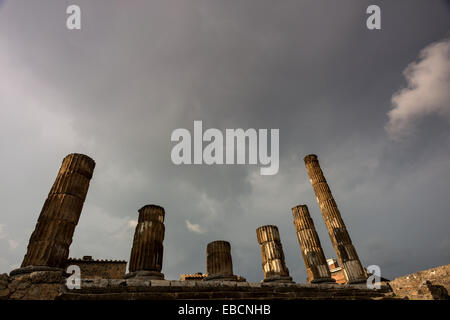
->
xmin=1 ymin=273 xmax=394 ymax=300
xmin=0 ymin=270 xmax=63 ymax=300
xmin=3 ymin=264 xmax=450 ymax=300
xmin=389 ymin=264 xmax=450 ymax=300
xmin=58 ymin=279 xmax=394 ymax=300
xmin=66 ymin=257 xmax=127 ymax=279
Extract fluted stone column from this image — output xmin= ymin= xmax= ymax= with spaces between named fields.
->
xmin=292 ymin=205 xmax=335 ymax=283
xmin=256 ymin=225 xmax=293 ymax=283
xmin=304 ymin=154 xmax=366 ymax=284
xmin=11 ymin=153 xmax=95 ymax=276
xmin=125 ymin=205 xmax=165 ymax=279
xmin=204 ymin=240 xmax=243 ymax=281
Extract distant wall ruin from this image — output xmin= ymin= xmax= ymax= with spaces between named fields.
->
xmin=389 ymin=264 xmax=450 ymax=300
xmin=66 ymin=256 xmax=127 ymax=280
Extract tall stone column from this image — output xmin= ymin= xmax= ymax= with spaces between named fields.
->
xmin=125 ymin=205 xmax=165 ymax=279
xmin=292 ymin=205 xmax=335 ymax=283
xmin=304 ymin=154 xmax=366 ymax=284
xmin=256 ymin=225 xmax=293 ymax=283
xmin=204 ymin=240 xmax=243 ymax=281
xmin=11 ymin=153 xmax=95 ymax=276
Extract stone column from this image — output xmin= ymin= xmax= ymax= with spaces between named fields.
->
xmin=204 ymin=240 xmax=242 ymax=281
xmin=11 ymin=153 xmax=95 ymax=276
xmin=125 ymin=205 xmax=165 ymax=279
xmin=256 ymin=225 xmax=293 ymax=283
xmin=304 ymin=154 xmax=366 ymax=284
xmin=292 ymin=205 xmax=335 ymax=283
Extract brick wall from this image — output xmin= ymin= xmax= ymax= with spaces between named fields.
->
xmin=66 ymin=257 xmax=127 ymax=280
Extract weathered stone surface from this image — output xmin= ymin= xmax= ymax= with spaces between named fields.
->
xmin=29 ymin=270 xmax=64 ymax=284
xmin=55 ymin=278 xmax=394 ymax=300
xmin=203 ymin=240 xmax=244 ymax=282
xmin=0 ymin=273 xmax=8 ymax=288
xmin=150 ymin=279 xmax=170 ymax=287
xmin=18 ymin=153 xmax=95 ymax=270
xmin=0 ymin=288 xmax=10 ymax=299
xmin=292 ymin=205 xmax=335 ymax=283
xmin=304 ymin=154 xmax=366 ymax=284
xmin=248 ymin=282 xmax=262 ymax=288
xmin=0 ymin=274 xmax=10 ymax=300
xmin=127 ymin=205 xmax=165 ymax=279
xmin=256 ymin=225 xmax=293 ymax=283
xmin=124 ymin=279 xmax=152 ymax=290
xmin=5 ymin=271 xmax=63 ymax=300
xmin=206 ymin=241 xmax=233 ymax=276
xmin=389 ymin=264 xmax=450 ymax=300
xmin=66 ymin=256 xmax=127 ymax=279
xmin=10 ymin=283 xmax=60 ymax=300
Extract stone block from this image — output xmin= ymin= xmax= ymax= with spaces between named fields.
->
xmin=219 ymin=281 xmax=237 ymax=288
xmin=30 ymin=271 xmax=63 ymax=284
xmin=151 ymin=280 xmax=170 ymax=287
xmin=248 ymin=282 xmax=261 ymax=288
xmin=0 ymin=288 xmax=10 ymax=299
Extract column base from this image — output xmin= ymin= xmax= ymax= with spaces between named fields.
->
xmin=310 ymin=277 xmax=336 ymax=284
xmin=347 ymin=278 xmax=367 ymax=284
xmin=124 ymin=271 xmax=164 ymax=280
xmin=203 ymin=274 xmax=246 ymax=282
xmin=262 ymin=275 xmax=294 ymax=283
xmin=9 ymin=266 xmax=64 ymax=277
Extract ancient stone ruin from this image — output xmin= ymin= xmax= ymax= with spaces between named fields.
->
xmin=65 ymin=256 xmax=127 ymax=280
xmin=1 ymin=153 xmax=448 ymax=300
xmin=256 ymin=225 xmax=293 ymax=283
xmin=292 ymin=204 xmax=335 ymax=283
xmin=126 ymin=205 xmax=165 ymax=280
xmin=14 ymin=153 xmax=95 ymax=275
xmin=204 ymin=240 xmax=244 ymax=282
xmin=304 ymin=154 xmax=366 ymax=284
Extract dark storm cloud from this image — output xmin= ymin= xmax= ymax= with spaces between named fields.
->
xmin=0 ymin=0 xmax=449 ymax=281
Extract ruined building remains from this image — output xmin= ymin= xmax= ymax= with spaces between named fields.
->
xmin=65 ymin=256 xmax=127 ymax=280
xmin=3 ymin=152 xmax=448 ymax=300
xmin=256 ymin=225 xmax=293 ymax=283
xmin=327 ymin=258 xmax=346 ymax=284
xmin=180 ymin=272 xmax=206 ymax=281
xmin=304 ymin=154 xmax=366 ymax=284
xmin=126 ymin=205 xmax=165 ymax=280
xmin=11 ymin=153 xmax=95 ymax=276
xmin=204 ymin=240 xmax=244 ymax=281
xmin=292 ymin=205 xmax=335 ymax=283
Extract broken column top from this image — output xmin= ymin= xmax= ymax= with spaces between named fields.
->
xmin=256 ymin=225 xmax=280 ymax=244
xmin=138 ymin=205 xmax=165 ymax=223
xmin=292 ymin=204 xmax=308 ymax=215
xmin=207 ymin=240 xmax=230 ymax=251
xmin=303 ymin=154 xmax=318 ymax=164
xmin=61 ymin=153 xmax=96 ymax=178
xmin=292 ymin=205 xmax=316 ymax=227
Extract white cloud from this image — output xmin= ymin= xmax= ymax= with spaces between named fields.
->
xmin=185 ymin=220 xmax=205 ymax=234
xmin=386 ymin=38 xmax=450 ymax=139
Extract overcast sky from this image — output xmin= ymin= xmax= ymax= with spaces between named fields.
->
xmin=1 ymin=0 xmax=449 ymax=282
